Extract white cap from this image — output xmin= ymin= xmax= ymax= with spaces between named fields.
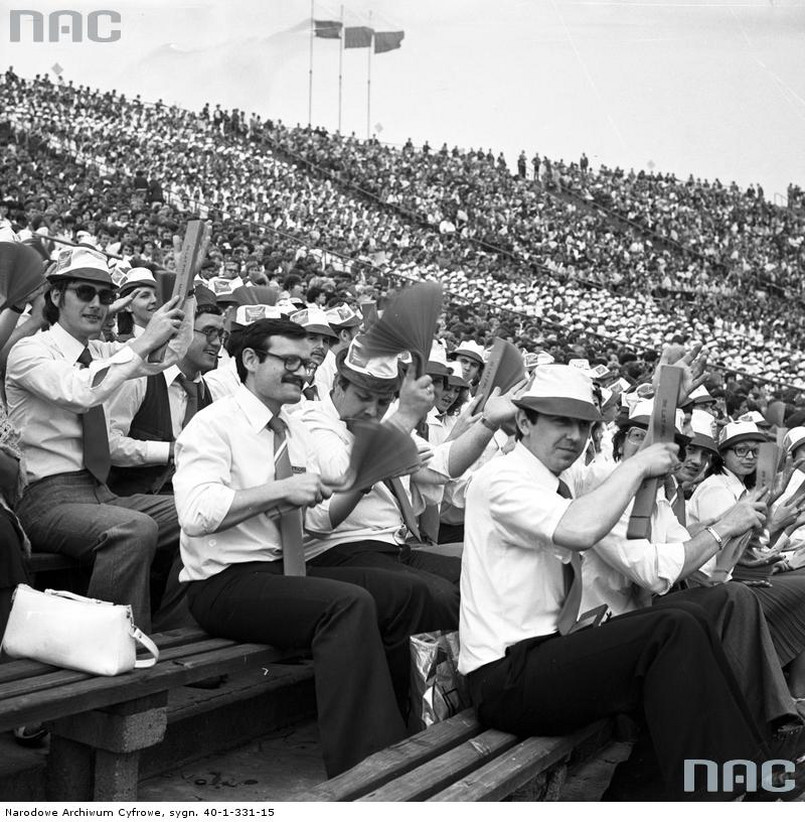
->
xmin=233 ymin=304 xmax=283 ymax=326
xmin=452 ymin=340 xmax=485 ymax=364
xmin=718 ymin=421 xmax=766 ymax=451
xmin=784 ymin=426 xmax=805 ymax=456
xmin=627 ymin=399 xmax=685 ymax=435
xmin=325 ymin=304 xmax=361 ymax=328
xmin=689 ymin=409 xmax=718 ymax=452
xmin=47 ymin=246 xmax=112 ymax=286
xmin=290 ymin=306 xmax=337 ymax=338
xmin=118 ymin=267 xmax=156 ymax=295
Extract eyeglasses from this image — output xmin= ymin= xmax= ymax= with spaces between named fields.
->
xmin=253 ymin=349 xmax=315 ymax=373
xmin=66 ymin=284 xmax=117 ymax=305
xmin=731 ymin=445 xmax=759 ymax=458
xmin=626 ymin=427 xmax=647 ymax=444
xmin=194 ymin=326 xmax=228 ymax=344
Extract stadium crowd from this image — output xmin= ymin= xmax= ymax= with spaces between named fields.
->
xmin=1 ymin=67 xmax=805 ymax=799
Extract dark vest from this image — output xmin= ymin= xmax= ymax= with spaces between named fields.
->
xmin=107 ymin=373 xmax=212 ymax=496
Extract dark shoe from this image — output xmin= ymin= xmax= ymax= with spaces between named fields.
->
xmin=13 ymin=724 xmax=49 ymax=748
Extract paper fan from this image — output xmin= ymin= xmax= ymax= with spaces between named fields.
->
xmin=231 ymin=284 xmax=279 ymax=306
xmin=0 ymin=242 xmax=47 ymax=311
xmin=362 ymin=282 xmax=443 ymax=377
xmin=475 ymin=338 xmax=526 ymax=411
xmin=341 ymin=419 xmax=421 ymax=490
xmin=192 ymin=282 xmax=217 ymax=307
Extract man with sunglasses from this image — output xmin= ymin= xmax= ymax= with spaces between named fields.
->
xmin=6 ymin=247 xmax=192 ymax=631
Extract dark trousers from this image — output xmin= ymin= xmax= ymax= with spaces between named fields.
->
xmin=187 ymin=560 xmax=431 ymax=778
xmin=314 ymin=539 xmax=460 ymax=629
xmin=467 ymin=603 xmax=767 ymax=801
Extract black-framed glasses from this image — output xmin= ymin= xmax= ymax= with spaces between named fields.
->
xmin=66 ymin=284 xmax=117 ymax=305
xmin=732 ymin=445 xmax=759 ymax=458
xmin=252 ymin=349 xmax=315 ymax=373
xmin=194 ymin=326 xmax=228 ymax=344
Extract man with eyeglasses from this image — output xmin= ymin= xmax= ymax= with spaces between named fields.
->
xmin=173 ymin=318 xmax=438 ymax=777
xmin=106 ymin=303 xmax=224 ymax=497
xmin=6 ymin=247 xmax=192 ymax=631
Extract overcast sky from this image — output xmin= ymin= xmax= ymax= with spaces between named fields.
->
xmin=3 ymin=0 xmax=805 ymax=195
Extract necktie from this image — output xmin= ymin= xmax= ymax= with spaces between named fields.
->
xmin=76 ymin=347 xmax=111 ymax=485
xmin=554 ymin=479 xmax=582 ymax=636
xmin=385 ymin=477 xmax=422 ymax=543
xmin=267 ymin=416 xmax=306 ymax=576
xmin=664 ymin=476 xmax=687 ymax=526
xmin=176 ymin=374 xmax=200 ymax=430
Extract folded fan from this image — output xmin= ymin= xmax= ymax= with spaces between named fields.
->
xmin=344 ymin=419 xmax=421 ymax=490
xmin=0 ymin=242 xmax=47 ymax=311
xmin=475 ymin=338 xmax=526 ymax=411
xmin=232 ymin=284 xmax=279 ymax=306
xmin=269 ymin=420 xmax=420 ymax=519
xmin=362 ymin=282 xmax=443 ymax=377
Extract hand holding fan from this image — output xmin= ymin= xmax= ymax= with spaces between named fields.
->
xmin=475 ymin=338 xmax=526 ymax=411
xmin=361 ymin=282 xmax=443 ymax=377
xmin=0 ymin=242 xmax=47 ymax=312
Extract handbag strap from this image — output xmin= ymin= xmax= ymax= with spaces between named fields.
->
xmin=130 ymin=626 xmax=159 ymax=668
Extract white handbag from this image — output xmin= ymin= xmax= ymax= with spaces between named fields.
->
xmin=1 ymin=584 xmax=159 ymax=676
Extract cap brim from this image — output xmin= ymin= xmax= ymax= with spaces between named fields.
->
xmin=513 ymin=397 xmax=602 ymax=422
xmin=452 ymin=351 xmax=484 ymax=365
xmin=690 ymin=434 xmax=718 ymax=453
xmin=304 ymin=324 xmax=338 ymax=338
xmin=48 ymin=268 xmax=114 ymax=286
xmin=426 ymin=362 xmax=451 ymax=377
xmin=339 ymin=364 xmax=400 ymax=396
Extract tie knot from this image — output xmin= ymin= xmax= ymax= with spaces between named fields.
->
xmin=76 ymin=347 xmax=92 ymax=368
xmin=176 ymin=373 xmax=197 ymax=395
xmin=267 ymin=416 xmax=287 ymax=438
xmin=556 ymin=479 xmax=573 ymax=500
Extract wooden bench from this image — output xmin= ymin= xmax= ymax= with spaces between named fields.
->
xmin=299 ymin=708 xmax=612 ymax=802
xmin=0 ymin=627 xmax=306 ymax=801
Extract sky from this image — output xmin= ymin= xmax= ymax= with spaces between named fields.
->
xmin=2 ymin=0 xmax=805 ymax=196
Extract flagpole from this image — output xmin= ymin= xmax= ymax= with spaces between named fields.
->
xmin=367 ymin=11 xmax=372 ymax=139
xmin=308 ymin=0 xmax=314 ymax=126
xmin=338 ymin=5 xmax=344 ymax=133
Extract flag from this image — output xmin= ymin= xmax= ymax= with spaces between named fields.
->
xmin=374 ymin=30 xmax=404 ymax=53
xmin=344 ymin=26 xmax=373 ymax=48
xmin=314 ymin=20 xmax=342 ymax=39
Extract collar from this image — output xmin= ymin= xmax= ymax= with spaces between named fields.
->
xmin=512 ymin=441 xmax=569 ymax=495
xmin=164 ymin=365 xmax=201 ymax=386
xmin=234 ymin=383 xmax=282 ymax=433
xmin=52 ymin=321 xmax=90 ymax=362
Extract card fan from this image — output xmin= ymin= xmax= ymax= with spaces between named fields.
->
xmin=362 ymin=282 xmax=443 ymax=377
xmin=0 ymin=242 xmax=47 ymax=312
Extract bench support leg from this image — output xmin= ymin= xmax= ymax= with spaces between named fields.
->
xmin=47 ymin=735 xmax=93 ymax=801
xmin=94 ymin=750 xmax=140 ymax=801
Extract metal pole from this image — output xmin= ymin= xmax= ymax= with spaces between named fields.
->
xmin=367 ymin=12 xmax=372 ymax=139
xmin=308 ymin=0 xmax=314 ymax=126
xmin=338 ymin=5 xmax=344 ymax=133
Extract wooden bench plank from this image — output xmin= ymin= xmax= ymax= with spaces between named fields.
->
xmin=357 ymin=727 xmax=520 ymax=801
xmin=0 ymin=642 xmax=286 ymax=732
xmin=428 ymin=720 xmax=610 ymax=801
xmin=299 ymin=709 xmax=482 ymax=801
xmin=0 ymin=637 xmax=244 ymax=699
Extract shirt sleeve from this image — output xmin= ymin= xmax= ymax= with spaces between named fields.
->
xmin=173 ymin=415 xmax=236 ymax=537
xmin=106 ymin=378 xmax=172 ymax=466
xmin=7 ymin=337 xmax=145 ymax=413
xmin=488 ymin=461 xmax=572 ymax=551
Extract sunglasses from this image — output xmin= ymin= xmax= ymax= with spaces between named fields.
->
xmin=66 ymin=284 xmax=117 ymax=306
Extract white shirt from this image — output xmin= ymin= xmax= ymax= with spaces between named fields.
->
xmin=300 ymin=391 xmax=448 ymax=558
xmin=106 ymin=366 xmax=203 ymax=467
xmin=174 ymin=384 xmax=318 ymax=581
xmin=204 ymin=357 xmax=241 ymax=401
xmin=580 ymin=489 xmax=687 ymax=617
xmin=687 ymin=469 xmax=745 ymax=525
xmin=6 ymin=319 xmax=192 ymax=483
xmin=458 ymin=442 xmax=573 ymax=675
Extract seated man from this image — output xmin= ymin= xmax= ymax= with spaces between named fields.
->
xmin=6 ymin=247 xmax=192 ymax=630
xmin=173 ymin=318 xmax=441 ymax=777
xmin=301 ymin=337 xmax=517 ymax=626
xmin=106 ymin=303 xmax=224 ymax=497
xmin=459 ymin=364 xmax=773 ymax=801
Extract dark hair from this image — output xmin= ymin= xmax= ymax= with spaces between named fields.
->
xmin=514 ymin=406 xmax=540 ymax=441
xmin=42 ymin=286 xmax=60 ymax=326
xmin=706 ymin=450 xmax=756 ymax=489
xmin=195 ymin=303 xmax=223 ymax=319
xmin=234 ymin=318 xmax=307 ymax=382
